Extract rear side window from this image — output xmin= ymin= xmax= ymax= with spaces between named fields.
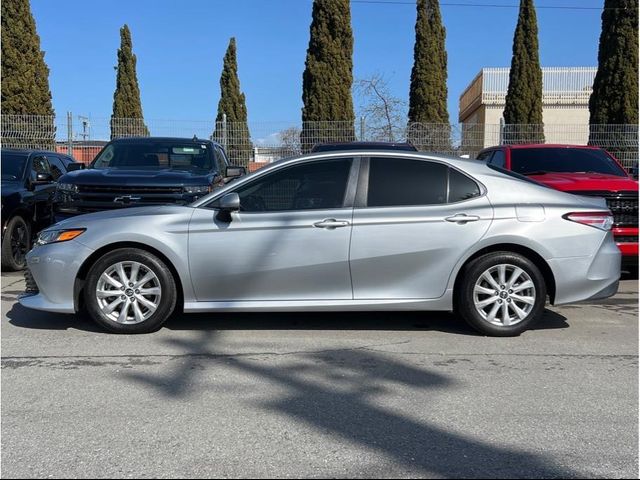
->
xmin=448 ymin=169 xmax=481 ymax=202
xmin=488 ymin=150 xmax=506 ymax=168
xmin=476 ymin=151 xmax=493 ymax=161
xmin=367 ymin=157 xmax=447 ymax=207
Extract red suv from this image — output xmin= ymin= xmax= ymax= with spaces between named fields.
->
xmin=476 ymin=144 xmax=638 ymax=267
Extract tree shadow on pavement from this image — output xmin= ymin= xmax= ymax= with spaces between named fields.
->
xmin=119 ymin=329 xmax=580 ymax=479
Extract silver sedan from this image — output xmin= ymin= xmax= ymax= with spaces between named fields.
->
xmin=19 ymin=151 xmax=621 ymax=336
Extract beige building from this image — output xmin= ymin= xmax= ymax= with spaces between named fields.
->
xmin=459 ymin=67 xmax=597 ymax=148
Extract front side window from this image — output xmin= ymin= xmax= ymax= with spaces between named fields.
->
xmin=31 ymin=156 xmax=51 ymax=180
xmin=91 ymin=142 xmax=214 ymax=172
xmin=232 ymin=159 xmax=352 ymax=212
xmin=367 ymin=157 xmax=448 ymax=207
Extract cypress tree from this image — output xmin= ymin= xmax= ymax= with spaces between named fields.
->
xmin=503 ymin=0 xmax=544 ymax=144
xmin=301 ymin=0 xmax=355 ymax=152
xmin=589 ymin=0 xmax=638 ymax=154
xmin=110 ymin=25 xmax=148 ymax=139
xmin=407 ymin=0 xmax=450 ymax=151
xmin=1 ymin=0 xmax=55 ymax=148
xmin=212 ymin=38 xmax=252 ymax=165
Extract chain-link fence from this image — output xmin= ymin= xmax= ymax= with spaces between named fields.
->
xmin=1 ymin=114 xmax=637 ymax=170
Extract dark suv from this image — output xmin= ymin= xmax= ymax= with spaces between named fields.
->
xmin=55 ymin=137 xmax=245 ymax=219
xmin=1 ymin=148 xmax=79 ymax=270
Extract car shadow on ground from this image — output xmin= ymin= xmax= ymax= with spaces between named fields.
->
xmin=5 ymin=302 xmax=569 ymax=335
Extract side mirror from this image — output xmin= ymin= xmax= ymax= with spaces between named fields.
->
xmin=32 ymin=172 xmax=53 ymax=185
xmin=225 ymin=166 xmax=246 ymax=179
xmin=66 ymin=163 xmax=85 ymax=172
xmin=216 ymin=192 xmax=240 ymax=223
xmin=219 ymin=192 xmax=240 ymax=211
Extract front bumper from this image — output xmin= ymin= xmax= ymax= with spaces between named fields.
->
xmin=18 ymin=240 xmax=94 ymax=314
xmin=549 ymin=232 xmax=621 ymax=305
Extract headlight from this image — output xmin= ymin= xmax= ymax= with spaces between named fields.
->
xmin=57 ymin=183 xmax=78 ymax=193
xmin=36 ymin=229 xmax=86 ymax=246
xmin=184 ymin=185 xmax=211 ymax=194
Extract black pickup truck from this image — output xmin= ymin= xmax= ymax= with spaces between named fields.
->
xmin=1 ymin=148 xmax=80 ymax=270
xmin=55 ymin=137 xmax=245 ymax=220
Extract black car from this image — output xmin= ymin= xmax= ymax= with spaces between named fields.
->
xmin=311 ymin=141 xmax=418 ymax=153
xmin=54 ymin=137 xmax=245 ymax=220
xmin=1 ymin=148 xmax=79 ymax=270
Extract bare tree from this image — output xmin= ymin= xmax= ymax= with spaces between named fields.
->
xmin=355 ymin=74 xmax=407 ymax=142
xmin=278 ymin=126 xmax=302 ymax=157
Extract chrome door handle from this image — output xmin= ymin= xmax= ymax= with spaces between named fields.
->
xmin=313 ymin=218 xmax=350 ymax=229
xmin=445 ymin=213 xmax=480 ymax=224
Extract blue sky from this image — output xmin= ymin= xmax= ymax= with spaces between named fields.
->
xmin=32 ymin=0 xmax=604 ymax=125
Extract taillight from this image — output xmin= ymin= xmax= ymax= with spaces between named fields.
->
xmin=563 ymin=212 xmax=614 ymax=231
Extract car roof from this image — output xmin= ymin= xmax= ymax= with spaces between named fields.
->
xmin=485 ymin=144 xmax=604 ymax=150
xmin=1 ymin=148 xmax=66 ymax=156
xmin=110 ymin=136 xmax=222 ymax=147
xmin=311 ymin=141 xmax=418 ymax=152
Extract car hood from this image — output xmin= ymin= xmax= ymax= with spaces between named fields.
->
xmin=527 ymin=172 xmax=639 ymax=192
xmin=58 ymin=168 xmax=214 ymax=186
xmin=51 ymin=205 xmax=194 ymax=229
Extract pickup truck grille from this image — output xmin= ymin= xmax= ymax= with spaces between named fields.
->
xmin=568 ymin=190 xmax=638 ymax=228
xmin=76 ymin=185 xmax=183 ymax=195
xmin=63 ymin=184 xmax=189 ymax=212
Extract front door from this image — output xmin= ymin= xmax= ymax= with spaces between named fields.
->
xmin=188 ymin=157 xmax=356 ymax=302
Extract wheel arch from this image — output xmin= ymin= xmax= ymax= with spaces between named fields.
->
xmin=453 ymin=243 xmax=556 ymax=305
xmin=74 ymin=241 xmax=184 ymax=313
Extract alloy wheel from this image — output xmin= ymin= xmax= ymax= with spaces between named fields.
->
xmin=95 ymin=261 xmax=162 ymax=325
xmin=473 ymin=264 xmax=536 ymax=327
xmin=11 ymin=223 xmax=28 ymax=266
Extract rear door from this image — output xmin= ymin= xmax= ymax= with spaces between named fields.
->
xmin=349 ymin=156 xmax=494 ymax=300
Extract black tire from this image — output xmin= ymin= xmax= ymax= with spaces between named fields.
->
xmin=1 ymin=216 xmax=31 ymax=271
xmin=84 ymin=248 xmax=177 ymax=334
xmin=454 ymin=252 xmax=547 ymax=337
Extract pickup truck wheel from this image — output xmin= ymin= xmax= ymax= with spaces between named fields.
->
xmin=455 ymin=252 xmax=546 ymax=337
xmin=1 ymin=216 xmax=30 ymax=271
xmin=84 ymin=248 xmax=176 ymax=334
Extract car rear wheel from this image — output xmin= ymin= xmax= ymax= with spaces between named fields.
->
xmin=84 ymin=248 xmax=176 ymax=333
xmin=1 ymin=216 xmax=31 ymax=271
xmin=455 ymin=252 xmax=547 ymax=336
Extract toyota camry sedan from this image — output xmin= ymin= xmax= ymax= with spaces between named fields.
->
xmin=19 ymin=150 xmax=621 ymax=336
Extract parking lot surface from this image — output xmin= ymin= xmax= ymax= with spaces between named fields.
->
xmin=2 ymin=271 xmax=638 ymax=478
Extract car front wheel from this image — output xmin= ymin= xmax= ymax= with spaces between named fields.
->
xmin=455 ymin=252 xmax=547 ymax=336
xmin=84 ymin=248 xmax=177 ymax=333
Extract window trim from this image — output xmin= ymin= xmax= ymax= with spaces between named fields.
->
xmin=203 ymin=156 xmax=359 ymax=213
xmin=356 ymin=156 xmax=486 ymax=209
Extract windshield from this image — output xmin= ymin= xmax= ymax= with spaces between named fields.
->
xmin=1 ymin=153 xmax=28 ymax=181
xmin=511 ymin=148 xmax=627 ymax=177
xmin=91 ymin=142 xmax=214 ymax=171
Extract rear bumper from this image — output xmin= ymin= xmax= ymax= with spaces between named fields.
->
xmin=549 ymin=232 xmax=621 ymax=305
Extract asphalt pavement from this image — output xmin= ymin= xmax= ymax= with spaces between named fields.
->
xmin=1 ymin=271 xmax=638 ymax=478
